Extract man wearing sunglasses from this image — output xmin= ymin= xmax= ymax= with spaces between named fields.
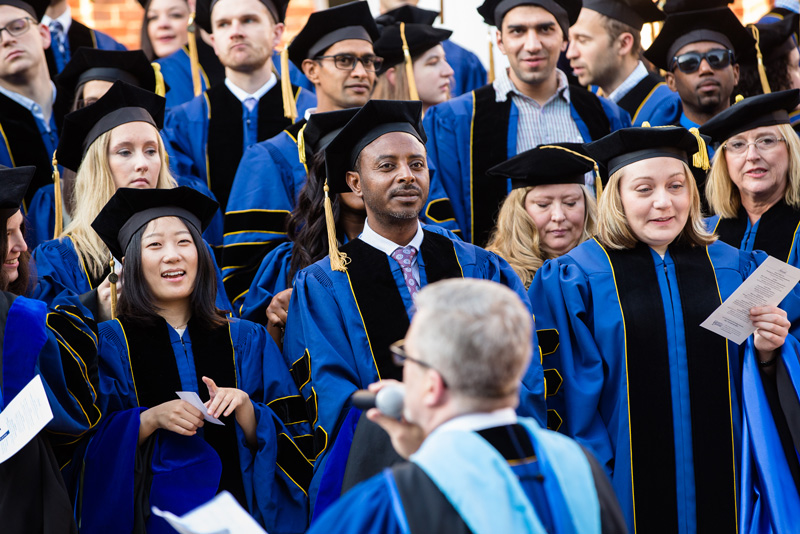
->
xmin=0 ymin=0 xmax=71 ymax=211
xmin=307 ymin=279 xmax=627 ymax=534
xmin=644 ymin=3 xmax=756 ymax=129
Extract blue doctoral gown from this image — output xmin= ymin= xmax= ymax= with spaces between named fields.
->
xmin=423 ymin=83 xmax=630 ymax=244
xmin=74 ymin=317 xmax=311 ymax=534
xmin=156 ymin=48 xmax=314 ymax=110
xmin=31 ymin=236 xmax=232 ymax=315
xmin=47 ymin=20 xmax=126 ymax=75
xmin=527 ymin=237 xmax=800 ymax=534
xmin=283 ymin=226 xmax=546 ymax=509
xmin=238 ymin=240 xmax=293 ymax=322
xmin=441 ymin=40 xmax=486 ymax=97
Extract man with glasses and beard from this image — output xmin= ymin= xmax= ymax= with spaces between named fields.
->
xmin=643 ymin=0 xmax=756 ymax=129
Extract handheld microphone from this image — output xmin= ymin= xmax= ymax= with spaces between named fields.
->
xmin=350 ymin=384 xmax=405 ymax=419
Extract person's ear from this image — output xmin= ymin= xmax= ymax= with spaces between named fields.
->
xmin=346 ymin=171 xmax=363 ymax=197
xmin=665 ymin=71 xmax=677 ymax=92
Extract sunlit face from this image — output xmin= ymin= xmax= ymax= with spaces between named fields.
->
xmin=413 ymin=44 xmax=453 ymax=108
xmin=566 ymin=8 xmax=621 ymax=88
xmin=146 ymin=0 xmax=190 ymax=58
xmin=497 ymin=6 xmax=567 ymax=89
xmin=107 ymin=122 xmax=162 ymax=190
xmin=524 ymin=183 xmax=586 ymax=256
xmin=723 ymin=125 xmax=789 ymax=203
xmin=787 ymin=47 xmax=800 ymax=92
xmin=665 ymin=41 xmax=739 ymax=120
xmin=304 ymin=39 xmax=376 ymax=110
xmin=401 ymin=319 xmax=427 ymax=425
xmin=619 ymin=157 xmax=691 ymax=255
xmin=140 ymin=216 xmax=198 ymax=307
xmin=347 ymin=132 xmax=430 ymax=225
xmin=210 ymin=0 xmax=283 ymax=73
xmin=4 ymin=210 xmax=26 ymax=284
xmin=0 ymin=6 xmax=50 ymax=80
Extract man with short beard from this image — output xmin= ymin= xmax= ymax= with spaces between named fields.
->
xmin=161 ymin=0 xmax=315 ymax=224
xmin=282 ymin=100 xmax=545 ymax=516
xmin=566 ymin=0 xmax=679 ymax=126
xmin=643 ymin=2 xmax=755 ymax=129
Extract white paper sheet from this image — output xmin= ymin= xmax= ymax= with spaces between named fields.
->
xmin=176 ymin=391 xmax=224 ymax=425
xmin=701 ymin=256 xmax=800 ymax=344
xmin=0 ymin=375 xmax=54 ymax=464
xmin=152 ymin=491 xmax=267 ymax=534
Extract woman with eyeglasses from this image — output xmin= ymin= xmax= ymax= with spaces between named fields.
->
xmin=701 ymin=90 xmax=800 ymax=267
xmin=372 ymin=22 xmax=454 ymax=114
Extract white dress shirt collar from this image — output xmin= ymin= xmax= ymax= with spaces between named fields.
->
xmin=224 ymin=74 xmax=277 ymax=104
xmin=358 ymin=218 xmax=424 ymax=256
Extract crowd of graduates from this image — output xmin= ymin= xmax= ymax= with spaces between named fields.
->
xmin=1 ymin=0 xmax=800 ymax=532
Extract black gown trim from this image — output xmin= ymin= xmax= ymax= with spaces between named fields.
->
xmin=716 ymin=201 xmax=800 ymax=262
xmin=615 ymin=72 xmax=661 ymax=121
xmin=118 ymin=316 xmax=247 ymax=506
xmin=339 ymin=230 xmax=463 ymax=381
xmin=205 ymin=82 xmax=295 ymax=211
xmin=569 ymin=84 xmax=611 ymax=142
xmin=470 ymin=85 xmax=512 ymax=247
xmin=45 ymin=20 xmax=97 ymax=78
xmin=602 ymin=242 xmax=736 ymax=533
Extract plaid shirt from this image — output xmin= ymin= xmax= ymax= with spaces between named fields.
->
xmin=493 ymin=67 xmax=583 ymax=154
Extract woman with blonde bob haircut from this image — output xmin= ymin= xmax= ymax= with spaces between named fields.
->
xmin=528 ymin=125 xmax=800 ymax=534
xmin=701 ymin=89 xmax=800 ymax=267
xmin=32 ymin=81 xmax=177 ymax=319
xmin=485 ymin=143 xmax=598 ymax=288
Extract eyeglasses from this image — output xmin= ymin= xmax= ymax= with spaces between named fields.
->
xmin=0 ymin=17 xmax=34 ymax=40
xmin=723 ymin=135 xmax=785 ymax=155
xmin=390 ymin=339 xmax=448 ymax=387
xmin=671 ymin=49 xmax=734 ymax=74
xmin=315 ymin=54 xmax=384 ymax=73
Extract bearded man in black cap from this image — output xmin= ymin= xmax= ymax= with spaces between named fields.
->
xmin=423 ymin=0 xmax=630 ymax=246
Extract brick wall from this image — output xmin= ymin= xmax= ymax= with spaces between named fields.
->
xmin=67 ymin=0 xmax=315 ymax=51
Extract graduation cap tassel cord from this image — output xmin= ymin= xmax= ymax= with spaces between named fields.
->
xmin=51 ymin=151 xmax=63 ymax=239
xmin=296 ymin=124 xmax=308 ymax=165
xmin=689 ymin=127 xmax=710 ymax=171
xmin=749 ymin=25 xmax=772 ymax=94
xmin=281 ymin=47 xmax=298 ymax=121
xmin=400 ymin=23 xmax=420 ymax=101
xmin=539 ymin=144 xmax=602 ymax=195
xmin=440 ymin=0 xmax=444 ymax=24
xmin=188 ymin=12 xmax=202 ymax=97
xmin=488 ymin=28 xmax=495 ymax=84
xmin=109 ymin=256 xmax=118 ymax=320
xmin=323 ymin=180 xmax=349 ymax=272
xmin=151 ymin=62 xmax=166 ymax=97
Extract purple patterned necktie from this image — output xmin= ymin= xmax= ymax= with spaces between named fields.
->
xmin=391 ymin=246 xmax=419 ymax=298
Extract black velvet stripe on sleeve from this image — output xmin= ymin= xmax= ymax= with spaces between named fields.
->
xmin=267 ymin=395 xmax=310 ymax=426
xmin=223 ymin=209 xmax=290 ymax=236
xmin=222 ymin=239 xmax=288 ymax=302
xmin=276 ymin=433 xmax=313 ymax=492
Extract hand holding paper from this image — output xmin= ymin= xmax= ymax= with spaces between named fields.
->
xmin=176 ymin=391 xmax=225 ymax=425
xmin=701 ymin=256 xmax=800 ymax=344
xmin=0 ymin=375 xmax=54 ymax=464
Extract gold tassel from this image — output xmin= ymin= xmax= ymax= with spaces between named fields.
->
xmin=109 ymin=256 xmax=118 ymax=320
xmin=280 ymin=47 xmax=298 ymax=121
xmin=689 ymin=127 xmax=710 ymax=171
xmin=52 ymin=151 xmax=63 ymax=238
xmin=296 ymin=124 xmax=308 ymax=165
xmin=151 ymin=62 xmax=166 ymax=97
xmin=749 ymin=25 xmax=772 ymax=94
xmin=539 ymin=145 xmax=602 ymax=195
xmin=400 ymin=23 xmax=420 ymax=100
xmin=188 ymin=13 xmax=202 ymax=97
xmin=488 ymin=28 xmax=495 ymax=84
xmin=323 ymin=180 xmax=349 ymax=272
xmin=440 ymin=0 xmax=444 ymax=24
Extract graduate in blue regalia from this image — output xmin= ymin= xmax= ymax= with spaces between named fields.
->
xmin=32 ymin=81 xmax=230 ymax=319
xmin=238 ymin=108 xmax=363 ymax=327
xmin=703 ymin=90 xmax=800 ymax=270
xmin=42 ymin=0 xmax=126 ymax=77
xmin=309 ymin=279 xmax=627 ymax=534
xmin=0 ymin=164 xmax=102 ymax=534
xmin=223 ymin=2 xmax=381 ymax=306
xmin=71 ymin=186 xmax=311 ymax=534
xmin=162 ymin=0 xmax=315 ymax=218
xmin=529 ymin=125 xmax=800 ymax=534
xmin=375 ymin=5 xmax=487 ymax=97
xmin=282 ymin=100 xmax=545 ymax=515
xmin=424 ymin=0 xmax=630 ymax=246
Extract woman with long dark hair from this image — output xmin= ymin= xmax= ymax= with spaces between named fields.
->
xmin=72 ymin=186 xmax=311 ymax=534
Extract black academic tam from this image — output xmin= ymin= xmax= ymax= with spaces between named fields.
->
xmin=0 ymin=165 xmax=35 ymax=209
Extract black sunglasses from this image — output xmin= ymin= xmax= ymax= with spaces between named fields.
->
xmin=389 ymin=339 xmax=448 ymax=387
xmin=671 ymin=49 xmax=734 ymax=74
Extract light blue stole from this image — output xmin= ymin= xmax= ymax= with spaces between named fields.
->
xmin=410 ymin=416 xmax=601 ymax=534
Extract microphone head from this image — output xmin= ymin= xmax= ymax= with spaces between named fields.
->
xmin=375 ymin=384 xmax=405 ymax=419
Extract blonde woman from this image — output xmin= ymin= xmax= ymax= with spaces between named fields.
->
xmin=32 ymin=81 xmax=176 ymax=320
xmin=701 ymin=89 xmax=800 ymax=267
xmin=529 ymin=126 xmax=800 ymax=534
xmin=373 ymin=22 xmax=454 ymax=113
xmin=485 ymin=143 xmax=597 ymax=288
